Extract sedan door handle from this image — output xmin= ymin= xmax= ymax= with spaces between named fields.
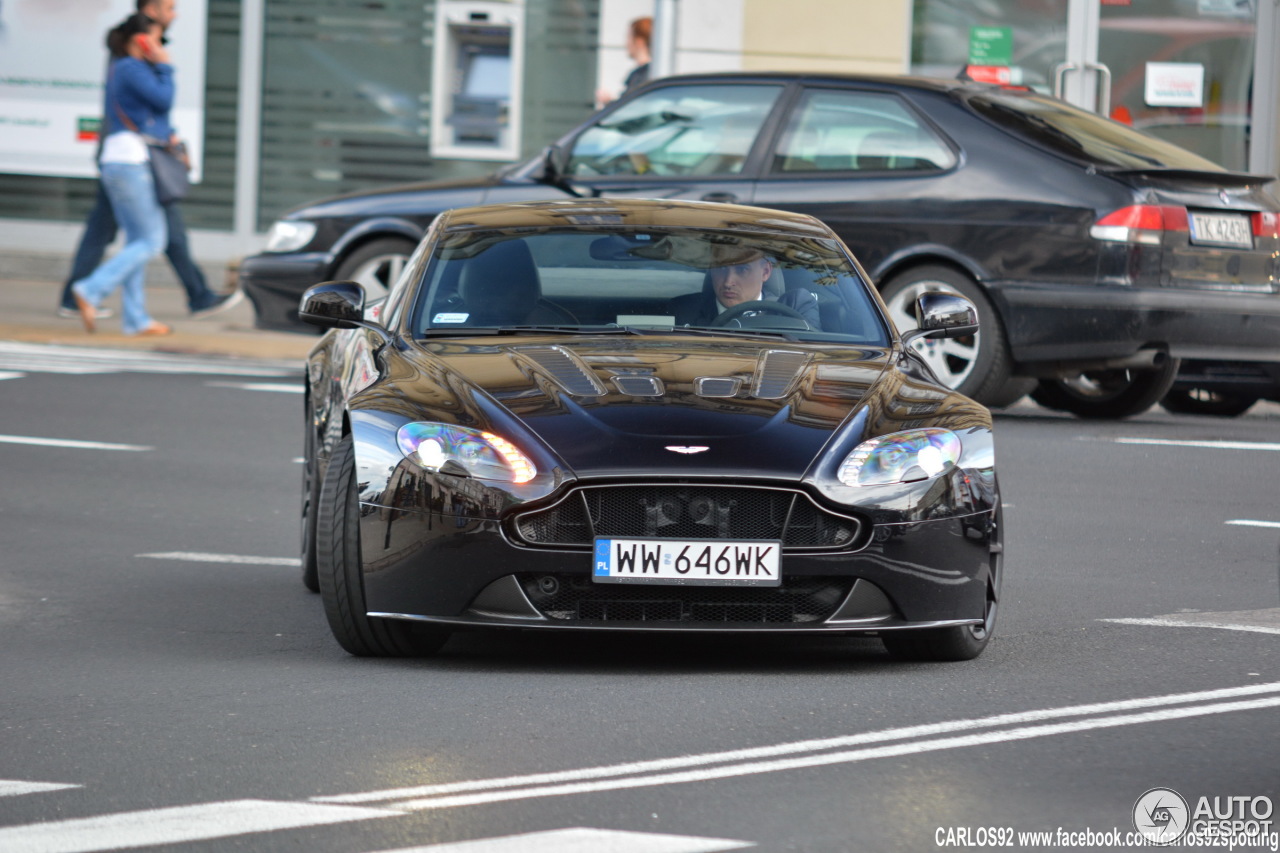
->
xmin=701 ymin=192 xmax=738 ymax=204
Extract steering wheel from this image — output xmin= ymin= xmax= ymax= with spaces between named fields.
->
xmin=710 ymin=300 xmax=809 ymax=329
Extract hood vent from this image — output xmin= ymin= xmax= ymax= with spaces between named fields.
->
xmin=612 ymin=375 xmax=665 ymax=397
xmin=695 ymin=377 xmax=742 ymax=398
xmin=753 ymin=350 xmax=809 ymax=399
xmin=511 ymin=346 xmax=606 ymax=397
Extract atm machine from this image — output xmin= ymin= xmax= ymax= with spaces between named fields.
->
xmin=430 ymin=0 xmax=525 ymax=160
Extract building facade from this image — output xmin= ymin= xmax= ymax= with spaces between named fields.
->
xmin=0 ymin=0 xmax=1275 ymax=278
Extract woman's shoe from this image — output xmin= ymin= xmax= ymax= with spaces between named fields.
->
xmin=74 ymin=294 xmax=97 ymax=333
xmin=135 ymin=322 xmax=172 ymax=337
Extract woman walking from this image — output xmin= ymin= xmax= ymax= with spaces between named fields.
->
xmin=71 ymin=13 xmax=174 ymax=336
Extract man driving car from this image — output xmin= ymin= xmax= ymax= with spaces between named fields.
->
xmin=667 ymin=249 xmax=820 ymax=328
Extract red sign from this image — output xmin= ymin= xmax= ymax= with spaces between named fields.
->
xmin=964 ymin=65 xmax=1012 ymax=85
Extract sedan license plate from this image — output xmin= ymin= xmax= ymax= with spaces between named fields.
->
xmin=593 ymin=538 xmax=781 ymax=586
xmin=1189 ymin=212 xmax=1252 ymax=248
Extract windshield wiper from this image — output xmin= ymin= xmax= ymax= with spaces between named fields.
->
xmin=662 ymin=326 xmax=800 ymax=342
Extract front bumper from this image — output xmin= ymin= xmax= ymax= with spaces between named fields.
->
xmin=991 ymin=282 xmax=1280 ymax=368
xmin=239 ymin=252 xmax=332 ymax=333
xmin=357 ymin=505 xmax=997 ymax=634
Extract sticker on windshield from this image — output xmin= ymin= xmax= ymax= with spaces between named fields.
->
xmin=433 ymin=313 xmax=470 ymax=324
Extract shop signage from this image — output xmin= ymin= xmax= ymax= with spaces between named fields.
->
xmin=1144 ymin=62 xmax=1206 ymax=108
xmin=968 ymin=27 xmax=1013 ymax=67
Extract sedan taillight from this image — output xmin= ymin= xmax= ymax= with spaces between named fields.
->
xmin=1090 ymin=205 xmax=1188 ymax=245
xmin=1253 ymin=212 xmax=1280 ymax=239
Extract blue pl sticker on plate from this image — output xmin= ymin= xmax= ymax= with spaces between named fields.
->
xmin=594 ymin=539 xmax=611 ymax=576
xmin=433 ymin=312 xmax=470 ymax=324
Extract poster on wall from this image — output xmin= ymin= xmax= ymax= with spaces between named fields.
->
xmin=0 ymin=0 xmax=207 ymax=181
xmin=1144 ymin=62 xmax=1206 ymax=108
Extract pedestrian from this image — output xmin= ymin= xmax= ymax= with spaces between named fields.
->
xmin=595 ymin=16 xmax=652 ymax=107
xmin=58 ymin=0 xmax=241 ymax=323
xmin=70 ymin=14 xmax=175 ymax=335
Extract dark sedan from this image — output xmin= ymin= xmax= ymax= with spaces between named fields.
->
xmin=244 ymin=72 xmax=1280 ymax=418
xmin=299 ymin=198 xmax=1003 ymax=661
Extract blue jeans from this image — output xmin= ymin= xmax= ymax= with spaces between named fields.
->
xmin=60 ymin=183 xmax=218 ymax=312
xmin=71 ymin=163 xmax=167 ymax=334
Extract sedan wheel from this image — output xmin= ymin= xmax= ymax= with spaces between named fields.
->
xmin=1032 ymin=357 xmax=1180 ymax=419
xmin=1160 ymin=388 xmax=1258 ymax=418
xmin=333 ymin=238 xmax=417 ymax=303
xmin=316 ymin=435 xmax=450 ymax=657
xmin=881 ymin=266 xmax=1032 ymax=407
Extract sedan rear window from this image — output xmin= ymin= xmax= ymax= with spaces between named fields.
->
xmin=968 ymin=90 xmax=1226 ymax=172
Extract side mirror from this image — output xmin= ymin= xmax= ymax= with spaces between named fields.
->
xmin=530 ymin=144 xmax=581 ymax=197
xmin=900 ymin=291 xmax=979 ymax=345
xmin=300 ymin=281 xmax=393 ymax=344
xmin=299 ymin=281 xmax=365 ymax=329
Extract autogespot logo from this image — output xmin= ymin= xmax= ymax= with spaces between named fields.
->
xmin=1134 ymin=787 xmax=1190 ymax=844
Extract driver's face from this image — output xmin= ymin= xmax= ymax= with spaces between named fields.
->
xmin=710 ymin=258 xmax=771 ymax=308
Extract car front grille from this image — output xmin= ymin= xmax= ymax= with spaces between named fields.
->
xmin=519 ymin=573 xmax=852 ymax=624
xmin=512 ymin=485 xmax=863 ymax=552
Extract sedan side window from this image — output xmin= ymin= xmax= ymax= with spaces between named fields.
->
xmin=567 ymin=84 xmax=783 ymax=178
xmin=773 ymin=89 xmax=956 ymax=174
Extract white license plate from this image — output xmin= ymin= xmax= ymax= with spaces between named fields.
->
xmin=592 ymin=538 xmax=782 ymax=586
xmin=1189 ymin=212 xmax=1252 ymax=248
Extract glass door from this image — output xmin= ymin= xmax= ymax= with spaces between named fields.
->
xmin=910 ymin=0 xmax=1261 ymax=170
xmin=1096 ymin=0 xmax=1256 ymax=171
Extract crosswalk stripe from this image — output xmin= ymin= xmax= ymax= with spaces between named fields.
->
xmin=0 ymin=799 xmax=397 ymax=853
xmin=0 ymin=780 xmax=80 ymax=798
xmin=0 ymin=435 xmax=151 ymax=452
xmin=0 ymin=371 xmax=24 ymax=380
xmin=0 ymin=342 xmax=299 ymax=378
xmin=370 ymin=827 xmax=752 ymax=853
xmin=205 ymin=381 xmax=304 ymax=393
xmin=1113 ymin=437 xmax=1280 ymax=452
xmin=1227 ymin=519 xmax=1280 ymax=529
xmin=137 ymin=552 xmax=302 ymax=567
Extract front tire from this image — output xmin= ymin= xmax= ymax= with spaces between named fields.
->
xmin=316 ymin=435 xmax=450 ymax=657
xmin=883 ymin=504 xmax=1002 ymax=662
xmin=881 ymin=265 xmax=1020 ymax=407
xmin=300 ymin=400 xmax=321 ymax=593
xmin=1032 ymin=357 xmax=1180 ymax=419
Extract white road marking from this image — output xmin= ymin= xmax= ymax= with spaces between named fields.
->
xmin=0 ymin=799 xmax=398 ymax=853
xmin=205 ymin=381 xmax=304 ymax=394
xmin=317 ymin=681 xmax=1280 ymax=808
xmin=0 ymin=342 xmax=298 ymax=377
xmin=1227 ymin=519 xmax=1280 ymax=529
xmin=0 ymin=434 xmax=151 ymax=452
xmin=0 ymin=371 xmax=24 ymax=380
xmin=385 ymin=695 xmax=1280 ymax=812
xmin=0 ymin=780 xmax=80 ymax=798
xmin=371 ymin=827 xmax=752 ymax=853
xmin=1112 ymin=437 xmax=1280 ymax=452
xmin=138 ymin=552 xmax=302 ymax=567
xmin=1103 ymin=609 xmax=1280 ymax=636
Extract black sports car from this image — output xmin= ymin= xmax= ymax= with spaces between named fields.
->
xmin=245 ymin=71 xmax=1280 ymax=419
xmin=299 ymin=198 xmax=1002 ymax=662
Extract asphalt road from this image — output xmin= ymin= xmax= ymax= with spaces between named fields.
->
xmin=1 ymin=342 xmax=1278 ymax=853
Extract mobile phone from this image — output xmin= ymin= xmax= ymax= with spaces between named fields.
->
xmin=132 ymin=33 xmax=155 ymax=60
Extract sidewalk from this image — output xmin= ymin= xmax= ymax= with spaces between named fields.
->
xmin=0 ymin=276 xmax=314 ymax=362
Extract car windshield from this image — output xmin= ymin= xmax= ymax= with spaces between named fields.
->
xmin=967 ymin=90 xmax=1227 ymax=172
xmin=409 ymin=226 xmax=890 ymax=345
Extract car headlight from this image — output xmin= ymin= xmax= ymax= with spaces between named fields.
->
xmin=264 ymin=220 xmax=317 ymax=252
xmin=396 ymin=422 xmax=537 ymax=484
xmin=838 ymin=428 xmax=961 ymax=487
